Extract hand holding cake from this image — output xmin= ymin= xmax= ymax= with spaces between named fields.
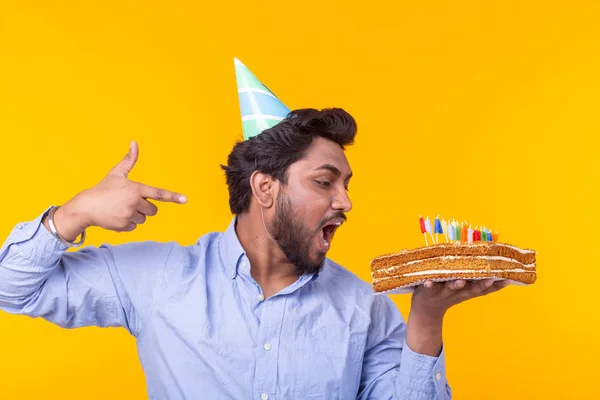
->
xmin=371 ymin=214 xmax=536 ymax=357
xmin=370 ymin=214 xmax=537 ymax=294
xmin=405 ymin=277 xmax=509 ymax=356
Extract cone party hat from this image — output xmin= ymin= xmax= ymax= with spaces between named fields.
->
xmin=234 ymin=58 xmax=291 ymax=140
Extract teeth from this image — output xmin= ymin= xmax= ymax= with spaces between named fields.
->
xmin=335 ymin=222 xmax=341 ymax=226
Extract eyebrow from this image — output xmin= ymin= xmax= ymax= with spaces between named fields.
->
xmin=316 ymin=164 xmax=353 ymax=181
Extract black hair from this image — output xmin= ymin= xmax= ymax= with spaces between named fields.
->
xmin=221 ymin=108 xmax=357 ymax=214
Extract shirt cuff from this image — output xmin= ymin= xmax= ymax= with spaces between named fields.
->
xmin=398 ymin=339 xmax=449 ymax=398
xmin=0 ymin=206 xmax=68 ymax=268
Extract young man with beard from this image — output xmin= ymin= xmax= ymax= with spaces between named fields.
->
xmin=0 ymin=61 xmax=506 ymax=399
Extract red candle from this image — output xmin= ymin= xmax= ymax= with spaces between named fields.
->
xmin=419 ymin=216 xmax=426 ymax=234
xmin=474 ymin=230 xmax=481 ymax=241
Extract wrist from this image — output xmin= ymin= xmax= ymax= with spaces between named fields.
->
xmin=52 ymin=201 xmax=90 ymax=242
xmin=406 ymin=304 xmax=445 ymax=357
xmin=409 ymin=302 xmax=446 ymax=327
xmin=62 ymin=194 xmax=93 ymax=230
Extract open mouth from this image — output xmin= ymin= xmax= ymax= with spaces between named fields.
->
xmin=319 ymin=220 xmax=343 ymax=250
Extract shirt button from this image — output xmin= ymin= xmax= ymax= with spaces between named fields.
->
xmin=257 ymin=294 xmax=265 ymax=301
xmin=435 ymin=372 xmax=442 ymax=381
xmin=263 ymin=343 xmax=271 ymax=351
xmin=261 ymin=393 xmax=269 ymax=400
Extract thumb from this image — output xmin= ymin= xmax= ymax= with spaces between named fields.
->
xmin=110 ymin=140 xmax=139 ymax=178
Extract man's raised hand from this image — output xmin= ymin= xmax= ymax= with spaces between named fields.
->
xmin=46 ymin=141 xmax=187 ymax=241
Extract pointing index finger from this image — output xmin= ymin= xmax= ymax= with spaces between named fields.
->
xmin=138 ymin=183 xmax=187 ymax=204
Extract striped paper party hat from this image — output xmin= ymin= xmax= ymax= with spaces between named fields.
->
xmin=234 ymin=58 xmax=291 ymax=140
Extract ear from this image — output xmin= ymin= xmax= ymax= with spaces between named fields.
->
xmin=250 ymin=170 xmax=277 ymax=208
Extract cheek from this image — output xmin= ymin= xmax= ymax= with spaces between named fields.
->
xmin=292 ymin=193 xmax=330 ymax=223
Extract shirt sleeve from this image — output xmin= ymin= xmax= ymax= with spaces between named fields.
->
xmin=357 ymin=294 xmax=452 ymax=400
xmin=0 ymin=206 xmax=173 ymax=336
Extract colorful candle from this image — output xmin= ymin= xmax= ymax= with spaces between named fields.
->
xmin=419 ymin=216 xmax=426 ymax=233
xmin=425 ymin=217 xmax=432 ymax=235
xmin=467 ymin=226 xmax=474 ymax=243
xmin=434 ymin=215 xmax=442 ymax=244
xmin=474 ymin=228 xmax=481 ymax=241
xmin=492 ymin=231 xmax=499 ymax=242
xmin=455 ymin=223 xmax=460 ymax=242
xmin=419 ymin=215 xmax=428 ymax=246
xmin=441 ymin=218 xmax=448 ymax=242
xmin=461 ymin=224 xmax=468 ymax=242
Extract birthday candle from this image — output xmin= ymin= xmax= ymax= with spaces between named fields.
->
xmin=425 ymin=217 xmax=436 ymax=245
xmin=492 ymin=231 xmax=499 ymax=242
xmin=452 ymin=221 xmax=458 ymax=242
xmin=474 ymin=227 xmax=481 ymax=241
xmin=455 ymin=223 xmax=461 ymax=242
xmin=434 ymin=215 xmax=442 ymax=244
xmin=419 ymin=215 xmax=428 ymax=246
xmin=484 ymin=227 xmax=490 ymax=241
xmin=441 ymin=218 xmax=448 ymax=242
xmin=461 ymin=223 xmax=468 ymax=242
xmin=468 ymin=226 xmax=474 ymax=243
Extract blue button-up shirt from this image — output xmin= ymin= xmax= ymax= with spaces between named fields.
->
xmin=0 ymin=207 xmax=451 ymax=399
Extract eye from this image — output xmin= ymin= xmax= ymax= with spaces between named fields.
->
xmin=315 ymin=180 xmax=332 ymax=187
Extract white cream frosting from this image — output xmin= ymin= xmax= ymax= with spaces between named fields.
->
xmin=403 ymin=268 xmax=535 ymax=277
xmin=381 ymin=255 xmax=536 ymax=274
xmin=372 ymin=242 xmax=535 ymax=262
xmin=373 ymin=268 xmax=535 ymax=284
xmin=404 ymin=255 xmax=536 ymax=268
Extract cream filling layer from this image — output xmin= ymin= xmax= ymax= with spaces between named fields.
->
xmin=404 ymin=268 xmax=535 ymax=277
xmin=503 ymin=244 xmax=536 ymax=255
xmin=372 ymin=243 xmax=535 ymax=262
xmin=373 ymin=268 xmax=536 ymax=284
xmin=382 ymin=255 xmax=535 ymax=273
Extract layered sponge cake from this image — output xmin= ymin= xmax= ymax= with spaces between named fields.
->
xmin=370 ymin=242 xmax=536 ymax=293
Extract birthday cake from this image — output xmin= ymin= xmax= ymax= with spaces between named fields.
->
xmin=370 ymin=216 xmax=537 ymax=294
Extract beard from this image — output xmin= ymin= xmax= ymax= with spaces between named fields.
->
xmin=270 ymin=194 xmax=325 ymax=276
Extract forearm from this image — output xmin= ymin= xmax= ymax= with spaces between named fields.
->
xmin=393 ymin=306 xmax=447 ymax=398
xmin=405 ymin=305 xmax=444 ymax=357
xmin=394 ymin=340 xmax=451 ymax=400
xmin=42 ymin=199 xmax=89 ymax=242
xmin=0 ymin=207 xmax=67 ymax=306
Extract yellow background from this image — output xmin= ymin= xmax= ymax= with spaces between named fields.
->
xmin=0 ymin=1 xmax=598 ymax=399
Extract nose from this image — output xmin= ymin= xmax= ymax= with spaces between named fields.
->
xmin=332 ymin=189 xmax=352 ymax=213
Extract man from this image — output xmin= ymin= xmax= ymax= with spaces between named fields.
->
xmin=0 ymin=60 xmax=505 ymax=399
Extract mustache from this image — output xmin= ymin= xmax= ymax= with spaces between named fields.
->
xmin=319 ymin=212 xmax=347 ymax=228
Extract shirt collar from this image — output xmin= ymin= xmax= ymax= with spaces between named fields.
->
xmin=218 ymin=216 xmax=321 ymax=283
xmin=218 ymin=216 xmax=246 ymax=279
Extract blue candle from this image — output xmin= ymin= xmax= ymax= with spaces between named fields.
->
xmin=434 ymin=217 xmax=442 ymax=234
